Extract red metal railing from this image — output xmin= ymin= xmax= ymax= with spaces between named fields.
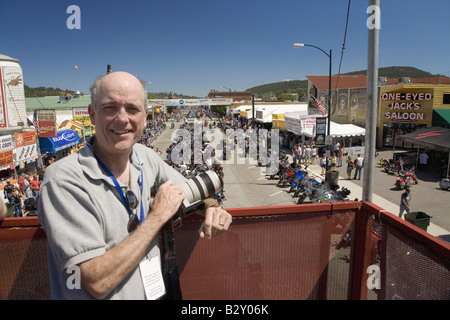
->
xmin=1 ymin=201 xmax=449 ymax=300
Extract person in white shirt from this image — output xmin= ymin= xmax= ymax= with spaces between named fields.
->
xmin=418 ymin=151 xmax=428 ymax=171
xmin=353 ymin=154 xmax=364 ymax=180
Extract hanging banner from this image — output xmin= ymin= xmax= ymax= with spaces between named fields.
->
xmin=15 ymin=144 xmax=37 ymax=163
xmin=14 ymin=131 xmax=36 ymax=148
xmin=299 ymin=115 xmax=317 ymax=137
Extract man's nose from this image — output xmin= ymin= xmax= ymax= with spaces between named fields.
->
xmin=115 ymin=106 xmax=129 ymax=122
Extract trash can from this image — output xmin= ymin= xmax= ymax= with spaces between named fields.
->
xmin=405 ymin=211 xmax=431 ymax=231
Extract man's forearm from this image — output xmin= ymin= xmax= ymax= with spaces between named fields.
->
xmin=78 ymin=211 xmax=168 ymax=299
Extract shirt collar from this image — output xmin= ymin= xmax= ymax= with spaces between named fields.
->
xmin=79 ymin=136 xmax=144 ymax=187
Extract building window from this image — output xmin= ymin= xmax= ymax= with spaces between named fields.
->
xmin=443 ymin=94 xmax=450 ymax=104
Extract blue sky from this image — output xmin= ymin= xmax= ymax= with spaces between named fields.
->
xmin=1 ymin=0 xmax=449 ymax=97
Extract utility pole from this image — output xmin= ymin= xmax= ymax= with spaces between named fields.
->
xmin=363 ymin=0 xmax=380 ymax=201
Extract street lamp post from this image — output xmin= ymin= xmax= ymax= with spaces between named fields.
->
xmin=293 ymin=43 xmax=332 ymax=171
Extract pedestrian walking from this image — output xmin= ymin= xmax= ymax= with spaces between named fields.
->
xmin=23 ymin=175 xmax=31 ymax=199
xmin=338 ymin=146 xmax=344 ymax=167
xmin=353 ymin=154 xmax=364 ymax=180
xmin=30 ymin=175 xmax=40 ymax=199
xmin=305 ymin=145 xmax=311 ymax=165
xmin=311 ymin=145 xmax=317 ymax=165
xmin=292 ymin=145 xmax=298 ymax=167
xmin=3 ymin=179 xmax=15 ymax=205
xmin=12 ymin=189 xmax=23 ymax=217
xmin=346 ymin=156 xmax=354 ymax=180
xmin=399 ymin=187 xmax=411 ymax=219
xmin=320 ymin=154 xmax=327 ymax=175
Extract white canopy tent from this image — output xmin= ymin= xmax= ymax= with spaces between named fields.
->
xmin=254 ymin=104 xmax=308 ymax=123
xmin=284 ymin=111 xmax=365 ymax=138
xmin=330 ymin=122 xmax=365 ymax=137
xmin=233 ymin=103 xmax=308 ymax=122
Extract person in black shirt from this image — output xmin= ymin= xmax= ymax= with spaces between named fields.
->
xmin=3 ymin=179 xmax=15 ymax=205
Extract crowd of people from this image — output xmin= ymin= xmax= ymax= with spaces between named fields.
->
xmin=288 ymin=140 xmax=361 ymax=179
xmin=2 ymin=167 xmax=44 ymax=217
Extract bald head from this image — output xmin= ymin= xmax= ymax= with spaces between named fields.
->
xmin=90 ymin=71 xmax=148 ymax=110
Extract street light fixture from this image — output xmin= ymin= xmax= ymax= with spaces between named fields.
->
xmin=293 ymin=42 xmax=332 ymax=171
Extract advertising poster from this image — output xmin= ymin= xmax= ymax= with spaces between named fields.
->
xmin=2 ymin=66 xmax=27 ymax=127
xmin=315 ymin=117 xmax=327 ymax=146
xmin=73 ymin=107 xmax=92 ymax=125
xmin=0 ymin=149 xmax=14 ymax=167
xmin=300 ymin=115 xmax=316 ymax=137
xmin=37 ymin=109 xmax=57 ymax=137
xmin=14 ymin=131 xmax=36 ymax=148
xmin=15 ymin=144 xmax=38 ymax=163
xmin=0 ymin=135 xmax=13 ymax=152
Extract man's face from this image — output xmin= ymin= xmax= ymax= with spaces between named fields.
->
xmin=89 ymin=72 xmax=147 ymax=157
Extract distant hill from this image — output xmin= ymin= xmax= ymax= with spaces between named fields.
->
xmin=25 ymin=85 xmax=199 ymax=99
xmin=247 ymin=66 xmax=449 ymax=99
xmin=247 ymin=80 xmax=308 ymax=98
xmin=342 ymin=66 xmax=445 ymax=78
xmin=24 ymin=85 xmax=80 ymax=97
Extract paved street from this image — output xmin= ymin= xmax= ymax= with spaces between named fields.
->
xmin=151 ymin=121 xmax=450 ymax=243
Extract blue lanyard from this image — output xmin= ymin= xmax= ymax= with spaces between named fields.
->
xmin=87 ymin=143 xmax=145 ymax=224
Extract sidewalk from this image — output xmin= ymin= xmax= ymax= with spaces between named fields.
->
xmin=282 ymin=152 xmax=449 ymax=239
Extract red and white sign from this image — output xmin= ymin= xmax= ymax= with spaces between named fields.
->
xmin=37 ymin=109 xmax=57 ymax=137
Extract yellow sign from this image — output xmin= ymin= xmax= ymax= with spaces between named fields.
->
xmin=72 ymin=107 xmax=92 ymax=125
xmin=380 ymin=87 xmax=434 ymax=125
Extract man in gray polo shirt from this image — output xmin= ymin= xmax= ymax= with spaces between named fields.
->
xmin=38 ymin=72 xmax=232 ymax=299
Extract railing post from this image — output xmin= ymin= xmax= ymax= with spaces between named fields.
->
xmin=348 ymin=202 xmax=371 ymax=300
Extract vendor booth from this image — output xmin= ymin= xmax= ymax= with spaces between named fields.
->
xmin=255 ymin=104 xmax=308 ymax=124
xmin=397 ymin=127 xmax=450 ymax=152
xmin=397 ymin=126 xmax=450 ymax=175
xmin=284 ymin=112 xmax=366 ymax=154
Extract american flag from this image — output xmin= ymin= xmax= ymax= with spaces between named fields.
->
xmin=33 ymin=109 xmax=40 ymax=133
xmin=311 ymin=95 xmax=327 ymax=116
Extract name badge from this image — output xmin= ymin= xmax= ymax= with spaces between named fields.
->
xmin=139 ymin=256 xmax=166 ymax=300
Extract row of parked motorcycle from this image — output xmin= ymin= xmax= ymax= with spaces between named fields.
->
xmin=267 ymin=156 xmax=354 ymax=204
xmin=378 ymin=155 xmax=450 ymax=191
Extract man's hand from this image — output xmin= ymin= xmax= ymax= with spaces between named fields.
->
xmin=150 ymin=180 xmax=185 ymax=224
xmin=199 ymin=206 xmax=232 ymax=239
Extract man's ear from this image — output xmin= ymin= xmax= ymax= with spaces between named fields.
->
xmin=88 ymin=104 xmax=95 ymax=125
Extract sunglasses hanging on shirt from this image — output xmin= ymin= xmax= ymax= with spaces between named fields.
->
xmin=125 ymin=190 xmax=140 ymax=233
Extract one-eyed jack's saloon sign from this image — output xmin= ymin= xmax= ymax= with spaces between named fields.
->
xmin=381 ymin=90 xmax=433 ymax=124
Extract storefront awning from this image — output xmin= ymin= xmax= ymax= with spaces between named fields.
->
xmin=39 ymin=129 xmax=80 ymax=154
xmin=432 ymin=109 xmax=450 ymax=128
xmin=397 ymin=127 xmax=450 ymax=152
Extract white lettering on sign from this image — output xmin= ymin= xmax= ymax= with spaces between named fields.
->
xmin=381 ymin=93 xmax=433 ymax=101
